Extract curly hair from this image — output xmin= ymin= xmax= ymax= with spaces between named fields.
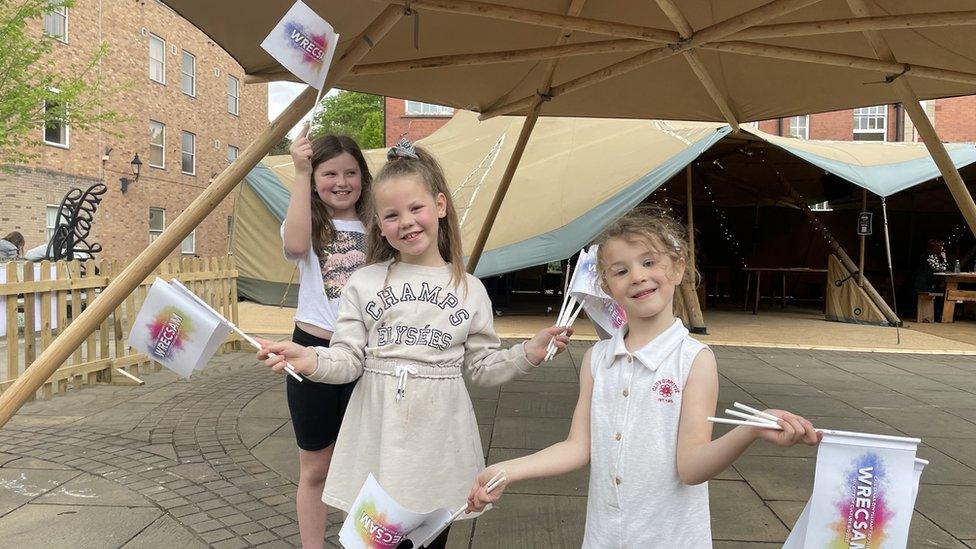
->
xmin=593 ymin=205 xmax=690 ymax=286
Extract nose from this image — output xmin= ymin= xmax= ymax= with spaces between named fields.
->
xmin=630 ymin=266 xmax=648 ymax=284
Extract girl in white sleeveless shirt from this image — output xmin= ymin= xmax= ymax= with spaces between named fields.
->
xmin=466 ymin=206 xmax=821 ymax=548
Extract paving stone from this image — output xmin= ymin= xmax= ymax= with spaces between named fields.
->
xmin=244 ymin=530 xmax=278 ymax=545
xmin=487 ymin=448 xmax=588 ymax=496
xmin=35 ymin=473 xmax=153 ymax=507
xmin=0 ymin=503 xmax=160 ymax=548
xmin=915 ymin=485 xmax=976 ymax=539
xmin=490 ymin=416 xmax=572 ymax=450
xmin=471 ymin=494 xmax=585 ymax=547
xmin=122 ymin=514 xmax=208 ymax=549
xmin=0 ymin=468 xmax=81 ymax=516
xmin=709 ymin=480 xmax=789 ymax=542
xmin=495 ymin=391 xmax=578 ymax=419
xmin=200 ymin=528 xmax=236 ymax=544
xmin=733 ymin=456 xmax=816 ymax=501
xmin=212 ymin=538 xmax=249 ymax=549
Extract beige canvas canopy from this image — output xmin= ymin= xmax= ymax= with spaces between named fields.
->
xmin=233 ymin=111 xmax=976 ymax=309
xmin=8 ymin=0 xmax=976 ymax=426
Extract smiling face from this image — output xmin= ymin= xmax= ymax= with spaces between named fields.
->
xmin=601 ymin=234 xmax=685 ymax=321
xmin=312 ymin=152 xmax=363 ymax=219
xmin=373 ymin=175 xmax=447 ymax=266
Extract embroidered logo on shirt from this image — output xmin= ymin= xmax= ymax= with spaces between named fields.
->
xmin=651 ymin=378 xmax=680 ymax=403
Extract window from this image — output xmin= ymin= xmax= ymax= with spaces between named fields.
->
xmin=149 ymin=33 xmax=165 ymax=84
xmin=43 ymin=96 xmax=69 ymax=148
xmin=181 ymin=131 xmax=195 ymax=174
xmin=181 ymin=230 xmax=195 ymax=254
xmin=149 ymin=208 xmax=165 ymax=243
xmin=227 ymin=75 xmax=240 ymax=115
xmin=43 ymin=6 xmax=68 ymax=42
xmin=404 ymin=100 xmax=453 ymax=116
xmin=149 ymin=120 xmax=165 ymax=168
xmin=810 ymin=201 xmax=833 ymax=211
xmin=227 ymin=145 xmax=239 ymax=163
xmin=788 ymin=115 xmax=809 ymax=139
xmin=181 ymin=51 xmax=195 ymax=96
xmin=46 ymin=205 xmax=60 ymax=242
xmin=853 ymin=105 xmax=887 ymax=141
xmin=227 ymin=216 xmax=235 ymax=253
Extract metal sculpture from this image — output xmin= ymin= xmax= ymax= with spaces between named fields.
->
xmin=45 ymin=183 xmax=107 ymax=261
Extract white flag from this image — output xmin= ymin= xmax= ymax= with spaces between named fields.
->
xmin=785 ymin=430 xmax=920 ymax=549
xmin=339 ymin=473 xmax=452 ymax=549
xmin=784 ymin=457 xmax=928 ymax=548
xmin=260 ymin=0 xmax=339 ymax=90
xmin=127 ymin=278 xmax=233 ymax=378
xmin=568 ymin=245 xmax=626 ymax=338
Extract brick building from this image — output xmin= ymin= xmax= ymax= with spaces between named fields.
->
xmin=757 ymin=97 xmax=974 ymax=143
xmin=0 ymin=0 xmax=267 ymax=261
xmin=384 ymin=97 xmax=454 ymax=146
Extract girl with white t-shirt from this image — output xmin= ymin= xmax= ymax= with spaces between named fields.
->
xmin=280 ymin=123 xmax=372 ymax=549
xmin=466 ymin=206 xmax=822 ymax=548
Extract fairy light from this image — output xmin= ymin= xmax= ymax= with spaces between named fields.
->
xmin=701 ymin=179 xmax=747 ymax=268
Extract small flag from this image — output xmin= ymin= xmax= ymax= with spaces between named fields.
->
xmin=260 ymin=0 xmax=339 ymax=90
xmin=127 ymin=278 xmax=233 ymax=378
xmin=338 ymin=474 xmax=453 ymax=549
xmin=783 ymin=431 xmax=921 ymax=548
xmin=569 ymin=245 xmax=626 ymax=338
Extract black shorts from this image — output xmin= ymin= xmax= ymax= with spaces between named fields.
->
xmin=286 ymin=325 xmax=358 ymax=451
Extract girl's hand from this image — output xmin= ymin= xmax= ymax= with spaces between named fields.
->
xmin=256 ymin=337 xmax=317 ymax=376
xmin=755 ymin=409 xmax=822 ymax=447
xmin=524 ymin=326 xmax=574 ymax=365
xmin=291 ymin=122 xmax=313 ymax=174
xmin=466 ymin=466 xmax=508 ymax=513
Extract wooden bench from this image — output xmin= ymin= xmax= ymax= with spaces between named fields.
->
xmin=916 ymin=291 xmax=942 ymax=323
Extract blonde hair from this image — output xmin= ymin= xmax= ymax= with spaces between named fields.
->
xmin=594 ymin=205 xmax=690 ymax=285
xmin=366 ymin=145 xmax=467 ymax=292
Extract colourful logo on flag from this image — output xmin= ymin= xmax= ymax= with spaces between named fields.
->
xmin=147 ymin=306 xmax=194 ymax=361
xmin=354 ymin=499 xmax=407 ymax=547
xmin=829 ymin=452 xmax=892 ymax=548
xmin=283 ymin=21 xmax=331 ymax=65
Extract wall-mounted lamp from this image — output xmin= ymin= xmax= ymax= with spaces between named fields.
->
xmin=119 ymin=153 xmax=143 ymax=194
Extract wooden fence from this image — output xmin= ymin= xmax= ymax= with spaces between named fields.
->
xmin=0 ymin=256 xmax=241 ymax=400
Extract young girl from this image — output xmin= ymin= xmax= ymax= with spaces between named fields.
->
xmin=466 ymin=206 xmax=821 ymax=547
xmin=280 ymin=123 xmax=372 ymax=548
xmin=260 ymin=140 xmax=572 ymax=548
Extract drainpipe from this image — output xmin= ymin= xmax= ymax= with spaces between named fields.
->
xmin=777 ymin=117 xmax=784 ymax=136
xmin=894 ymin=103 xmax=904 ymax=142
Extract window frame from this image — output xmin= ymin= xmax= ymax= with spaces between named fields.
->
xmin=148 ymin=120 xmax=166 ymax=169
xmin=149 ymin=207 xmax=166 ymax=243
xmin=788 ymin=115 xmax=809 ymax=140
xmin=180 ymin=50 xmax=196 ymax=97
xmin=853 ymin=105 xmax=887 ymax=141
xmin=403 ymin=100 xmax=454 ymax=117
xmin=181 ymin=131 xmax=196 ymax=175
xmin=43 ymin=6 xmax=68 ymax=42
xmin=149 ymin=33 xmax=166 ymax=84
xmin=42 ymin=91 xmax=69 ymax=148
xmin=181 ymin=230 xmax=196 ymax=254
xmin=46 ymin=204 xmax=60 ymax=243
xmin=227 ymin=145 xmax=239 ymax=164
xmin=227 ymin=75 xmax=240 ymax=116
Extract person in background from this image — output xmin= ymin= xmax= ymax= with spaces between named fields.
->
xmin=0 ymin=231 xmax=25 ymax=261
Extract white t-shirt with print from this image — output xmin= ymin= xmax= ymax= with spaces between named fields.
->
xmin=281 ymin=218 xmax=367 ymax=332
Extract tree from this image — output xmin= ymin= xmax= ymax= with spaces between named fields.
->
xmin=270 ymin=135 xmax=292 ymax=156
xmin=0 ymin=0 xmax=122 ymax=165
xmin=310 ymin=90 xmax=384 ymax=149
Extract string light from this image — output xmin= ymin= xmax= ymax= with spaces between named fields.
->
xmin=701 ymin=179 xmax=747 ymax=268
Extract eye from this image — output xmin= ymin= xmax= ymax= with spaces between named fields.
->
xmin=643 ymin=259 xmax=656 ymax=268
xmin=383 ymin=213 xmax=397 ymax=221
xmin=411 ymin=205 xmax=423 ymax=212
xmin=612 ymin=268 xmax=627 ymax=277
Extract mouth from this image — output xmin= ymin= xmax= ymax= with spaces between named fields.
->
xmin=631 ymin=288 xmax=657 ymax=300
xmin=400 ymin=230 xmax=423 ymax=242
xmin=331 ymin=190 xmax=352 ymax=198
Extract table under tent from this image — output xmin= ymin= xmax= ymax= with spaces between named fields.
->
xmin=230 ymin=112 xmax=976 ymax=333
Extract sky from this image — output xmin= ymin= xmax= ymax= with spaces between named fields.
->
xmin=267 ymin=82 xmax=339 ymax=138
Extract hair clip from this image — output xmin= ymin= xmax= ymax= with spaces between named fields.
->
xmin=387 ymin=138 xmax=419 ymax=161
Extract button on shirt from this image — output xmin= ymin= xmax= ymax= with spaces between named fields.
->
xmin=583 ymin=319 xmax=712 ymax=549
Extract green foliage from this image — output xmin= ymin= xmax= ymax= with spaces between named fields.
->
xmin=310 ymin=90 xmax=384 ymax=149
xmin=270 ymin=135 xmax=292 ymax=156
xmin=0 ymin=0 xmax=124 ymax=165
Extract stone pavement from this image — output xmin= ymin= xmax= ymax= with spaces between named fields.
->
xmin=0 ymin=341 xmax=974 ymax=548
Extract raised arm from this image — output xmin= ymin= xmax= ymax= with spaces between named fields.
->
xmin=467 ymin=348 xmax=594 ymax=512
xmin=282 ymin=123 xmax=314 ymax=259
xmin=675 ymin=349 xmax=820 ymax=485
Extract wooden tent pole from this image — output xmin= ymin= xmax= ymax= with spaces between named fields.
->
xmin=778 ymin=177 xmax=900 ymax=324
xmin=0 ymin=5 xmax=405 ymax=429
xmin=466 ymin=0 xmax=588 ymax=273
xmin=844 ymin=0 xmax=976 ymax=239
xmin=859 ymin=188 xmax=867 ymax=286
xmin=682 ymin=165 xmax=707 ymax=333
xmin=480 ymin=0 xmax=821 ymax=119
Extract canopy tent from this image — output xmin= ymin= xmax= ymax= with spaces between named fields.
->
xmin=232 ymin=111 xmax=976 ymax=307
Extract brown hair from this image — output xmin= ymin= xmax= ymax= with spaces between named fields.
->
xmin=308 ymin=135 xmax=373 ymax=254
xmin=593 ymin=205 xmax=690 ymax=285
xmin=3 ymin=231 xmax=25 ymax=252
xmin=366 ymin=145 xmax=467 ymax=292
